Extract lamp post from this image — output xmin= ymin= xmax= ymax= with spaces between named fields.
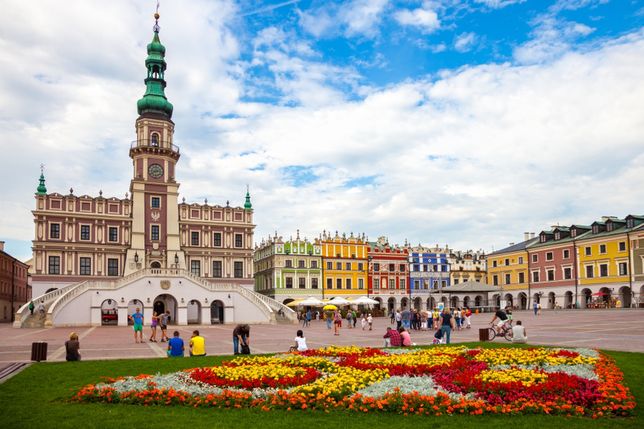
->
xmin=174 ymin=252 xmax=179 ymax=271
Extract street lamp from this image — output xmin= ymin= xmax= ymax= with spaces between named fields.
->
xmin=134 ymin=252 xmax=139 ymax=263
xmin=174 ymin=252 xmax=179 ymax=268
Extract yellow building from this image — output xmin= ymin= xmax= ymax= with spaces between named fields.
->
xmin=320 ymin=231 xmax=368 ymax=298
xmin=486 ymin=236 xmax=537 ymax=307
xmin=576 ymin=217 xmax=631 ymax=306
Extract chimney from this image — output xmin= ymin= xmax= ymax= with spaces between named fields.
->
xmin=0 ymin=241 xmax=4 ymax=251
xmin=530 ymin=232 xmax=535 ymax=239
xmin=524 ymin=232 xmax=530 ymax=241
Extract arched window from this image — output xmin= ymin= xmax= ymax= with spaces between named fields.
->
xmin=150 ymin=133 xmax=159 ymax=147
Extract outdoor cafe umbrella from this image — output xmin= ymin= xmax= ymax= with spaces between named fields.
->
xmin=323 ymin=304 xmax=338 ymax=311
xmin=286 ymin=299 xmax=304 ymax=307
xmin=349 ymin=296 xmax=379 ymax=306
xmin=328 ymin=297 xmax=351 ymax=306
xmin=298 ymin=297 xmax=325 ymax=307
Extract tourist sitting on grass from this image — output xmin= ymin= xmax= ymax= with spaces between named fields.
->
xmin=65 ymin=332 xmax=81 ymax=361
xmin=290 ymin=329 xmax=308 ymax=352
xmin=167 ymin=331 xmax=184 ymax=357
xmin=383 ymin=327 xmax=402 ymax=347
xmin=398 ymin=327 xmax=413 ymax=347
xmin=189 ymin=330 xmax=206 ymax=356
xmin=511 ymin=321 xmax=528 ymax=344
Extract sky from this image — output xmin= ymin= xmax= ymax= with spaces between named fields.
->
xmin=0 ymin=0 xmax=643 ymax=262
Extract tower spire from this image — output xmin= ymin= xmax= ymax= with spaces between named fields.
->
xmin=36 ymin=164 xmax=47 ymax=195
xmin=244 ymin=185 xmax=253 ymax=210
xmin=136 ymin=3 xmax=173 ymax=118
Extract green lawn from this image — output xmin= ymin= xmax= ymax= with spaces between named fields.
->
xmin=0 ymin=343 xmax=640 ymax=429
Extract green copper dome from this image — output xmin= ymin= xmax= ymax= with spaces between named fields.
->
xmin=137 ymin=29 xmax=173 ymax=118
xmin=36 ymin=172 xmax=47 ymax=195
xmin=244 ymin=187 xmax=253 ymax=210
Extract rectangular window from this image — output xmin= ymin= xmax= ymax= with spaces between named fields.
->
xmin=298 ymin=260 xmax=305 ymax=268
xmin=373 ymin=263 xmax=380 ymax=272
xmin=213 ymin=232 xmax=222 ymax=247
xmin=505 ymin=259 xmax=509 ymax=266
xmin=505 ymin=274 xmax=511 ymax=284
xmin=326 ymin=262 xmax=332 ymax=270
xmin=599 ymin=264 xmax=608 ymax=277
xmin=547 ymin=269 xmax=555 ymax=281
xmin=585 ymin=247 xmax=591 ymax=256
xmin=235 ymin=234 xmax=243 ymax=248
xmin=546 ymin=252 xmax=553 ymax=261
xmin=108 ymin=227 xmax=118 ymax=242
xmin=346 ymin=278 xmax=352 ymax=289
xmin=373 ymin=278 xmax=380 ymax=289
xmin=299 ymin=278 xmax=306 ymax=289
xmin=413 ymin=264 xmax=419 ymax=272
xmin=151 ymin=225 xmax=159 ymax=241
xmin=346 ymin=262 xmax=351 ymax=270
xmin=191 ymin=231 xmax=200 ymax=246
xmin=563 ymin=249 xmax=570 ymax=259
xmin=326 ymin=278 xmax=332 ymax=289
xmin=48 ymin=256 xmax=60 ymax=275
xmin=389 ymin=264 xmax=395 ymax=271
xmin=618 ymin=242 xmax=626 ymax=252
xmin=212 ymin=261 xmax=222 ymax=278
xmin=336 ymin=262 xmax=342 ymax=270
xmin=286 ymin=277 xmax=293 ymax=289
xmin=389 ymin=279 xmax=395 ymax=289
xmin=50 ymin=223 xmax=60 ymax=239
xmin=532 ymin=254 xmax=538 ymax=263
xmin=441 ymin=280 xmax=447 ymax=288
xmin=79 ymin=257 xmax=91 ymax=275
xmin=518 ymin=256 xmax=524 ymax=264
xmin=80 ymin=225 xmax=90 ymax=241
xmin=234 ymin=261 xmax=243 ymax=278
xmin=599 ymin=244 xmax=607 ymax=254
xmin=357 ymin=263 xmax=363 ymax=271
xmin=400 ymin=278 xmax=406 ymax=289
xmin=433 ymin=265 xmax=438 ymax=272
xmin=310 ymin=260 xmax=318 ymax=269
xmin=563 ymin=267 xmax=572 ymax=279
xmin=285 ymin=260 xmax=293 ymax=268
xmin=107 ymin=258 xmax=119 ymax=276
xmin=492 ymin=260 xmax=497 ymax=267
xmin=586 ymin=265 xmax=594 ymax=278
xmin=493 ymin=275 xmax=498 ymax=286
xmin=336 ymin=278 xmax=342 ymax=289
xmin=151 ymin=197 xmax=160 ymax=208
xmin=454 ymin=279 xmax=459 ymax=285
xmin=191 ymin=260 xmax=201 ymax=276
xmin=518 ymin=272 xmax=525 ymax=283
xmin=618 ymin=262 xmax=628 ymax=276
xmin=399 ymin=264 xmax=405 ymax=272
xmin=358 ymin=278 xmax=364 ymax=289
xmin=312 ymin=278 xmax=319 ymax=289
xmin=532 ymin=271 xmax=539 ymax=283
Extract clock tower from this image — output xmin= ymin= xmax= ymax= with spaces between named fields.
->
xmin=125 ymin=12 xmax=184 ymax=274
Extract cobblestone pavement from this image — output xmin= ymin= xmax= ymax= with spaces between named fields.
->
xmin=1 ymin=309 xmax=642 ymax=363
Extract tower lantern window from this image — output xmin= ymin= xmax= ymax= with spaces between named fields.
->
xmin=151 ymin=133 xmax=159 ymax=147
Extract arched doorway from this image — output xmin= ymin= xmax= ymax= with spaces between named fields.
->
xmin=504 ymin=293 xmax=513 ymax=309
xmin=564 ymin=291 xmax=573 ymax=309
xmin=100 ymin=299 xmax=118 ymax=325
xmin=492 ymin=294 xmax=500 ymax=308
xmin=463 ymin=296 xmax=471 ymax=309
xmin=127 ymin=299 xmax=144 ymax=325
xmin=187 ymin=300 xmax=201 ymax=324
xmin=413 ymin=297 xmax=422 ymax=311
xmin=618 ymin=286 xmax=631 ymax=308
xmin=153 ymin=294 xmax=177 ymax=324
xmin=518 ymin=293 xmax=527 ymax=310
xmin=450 ymin=296 xmax=459 ymax=308
xmin=210 ymin=300 xmax=224 ymax=324
xmin=581 ymin=288 xmax=592 ymax=308
xmin=150 ymin=261 xmax=161 ymax=269
xmin=400 ymin=297 xmax=409 ymax=310
xmin=427 ymin=297 xmax=435 ymax=310
xmin=533 ymin=293 xmax=541 ymax=305
xmin=387 ymin=297 xmax=396 ymax=312
xmin=374 ymin=297 xmax=383 ymax=310
xmin=548 ymin=292 xmax=556 ymax=309
xmin=599 ymin=287 xmax=611 ymax=305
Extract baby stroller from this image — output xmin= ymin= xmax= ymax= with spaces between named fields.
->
xmin=433 ymin=328 xmax=445 ymax=345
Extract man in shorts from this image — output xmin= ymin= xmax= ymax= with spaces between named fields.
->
xmin=129 ymin=307 xmax=144 ymax=343
xmin=490 ymin=307 xmax=509 ymax=334
xmin=159 ymin=310 xmax=170 ymax=342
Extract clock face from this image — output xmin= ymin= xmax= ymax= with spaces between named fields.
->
xmin=148 ymin=163 xmax=164 ymax=179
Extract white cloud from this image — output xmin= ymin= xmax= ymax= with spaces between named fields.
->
xmin=394 ymin=2 xmax=440 ymax=34
xmin=298 ymin=0 xmax=389 ymax=39
xmin=473 ymin=0 xmax=526 ymax=8
xmin=454 ymin=32 xmax=477 ymax=52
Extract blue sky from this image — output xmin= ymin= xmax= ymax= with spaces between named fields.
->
xmin=0 ymin=0 xmax=643 ymax=261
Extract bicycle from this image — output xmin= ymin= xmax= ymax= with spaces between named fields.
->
xmin=488 ymin=320 xmax=513 ymax=341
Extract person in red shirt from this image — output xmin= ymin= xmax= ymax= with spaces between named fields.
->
xmin=383 ymin=327 xmax=402 ymax=347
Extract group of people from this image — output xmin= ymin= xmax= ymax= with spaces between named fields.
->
xmin=128 ymin=308 xmax=171 ymax=344
xmin=391 ymin=307 xmax=473 ymax=332
xmin=325 ymin=309 xmax=373 ymax=335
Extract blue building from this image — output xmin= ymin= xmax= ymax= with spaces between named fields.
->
xmin=408 ymin=246 xmax=451 ymax=310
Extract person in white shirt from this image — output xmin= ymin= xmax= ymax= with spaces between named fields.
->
xmin=292 ymin=329 xmax=308 ymax=352
xmin=511 ymin=320 xmax=528 ymax=343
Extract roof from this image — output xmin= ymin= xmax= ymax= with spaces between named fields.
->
xmin=440 ymin=281 xmax=501 ymax=293
xmin=489 ymin=237 xmax=539 ymax=256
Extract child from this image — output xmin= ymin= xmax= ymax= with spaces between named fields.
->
xmin=367 ymin=313 xmax=373 ymax=331
xmin=433 ymin=328 xmax=444 ymax=345
xmin=290 ymin=329 xmax=308 ymax=352
xmin=361 ymin=314 xmax=367 ymax=330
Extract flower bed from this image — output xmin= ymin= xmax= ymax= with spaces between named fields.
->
xmin=72 ymin=346 xmax=635 ymax=418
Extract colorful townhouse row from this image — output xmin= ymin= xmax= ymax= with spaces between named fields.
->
xmin=253 ymin=232 xmax=487 ymax=313
xmin=486 ymin=215 xmax=644 ymax=310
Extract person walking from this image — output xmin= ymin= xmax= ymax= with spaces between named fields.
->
xmin=401 ymin=308 xmax=411 ymax=329
xmin=367 ymin=313 xmax=373 ymax=331
xmin=305 ymin=309 xmax=312 ymax=327
xmin=395 ymin=309 xmax=402 ymax=330
xmin=352 ymin=310 xmax=358 ymax=328
xmin=167 ymin=331 xmax=184 ymax=357
xmin=533 ymin=301 xmax=538 ymax=316
xmin=439 ymin=308 xmax=456 ymax=344
xmin=361 ymin=314 xmax=367 ymax=330
xmin=159 ymin=310 xmax=170 ymax=342
xmin=333 ymin=310 xmax=342 ymax=336
xmin=28 ymin=301 xmax=35 ymax=315
xmin=346 ymin=309 xmax=353 ymax=328
xmin=189 ymin=330 xmax=206 ymax=356
xmin=325 ymin=310 xmax=333 ymax=329
xmin=65 ymin=332 xmax=81 ymax=361
xmin=149 ymin=311 xmax=159 ymax=342
xmin=129 ymin=307 xmax=144 ymax=344
xmin=232 ymin=324 xmax=250 ymax=355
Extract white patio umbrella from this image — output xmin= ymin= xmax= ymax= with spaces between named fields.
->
xmin=350 ymin=296 xmax=379 ymax=305
xmin=327 ymin=297 xmax=351 ymax=306
xmin=298 ymin=297 xmax=325 ymax=307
